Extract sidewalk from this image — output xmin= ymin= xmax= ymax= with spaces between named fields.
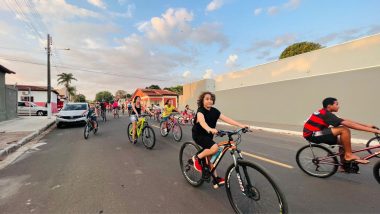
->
xmin=0 ymin=116 xmax=56 ymax=160
xmin=219 ymin=120 xmax=374 ymax=144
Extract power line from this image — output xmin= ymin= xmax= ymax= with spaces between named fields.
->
xmin=0 ymin=56 xmax=166 ymax=81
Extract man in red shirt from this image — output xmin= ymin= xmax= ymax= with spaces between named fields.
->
xmin=303 ymin=97 xmax=380 ymax=164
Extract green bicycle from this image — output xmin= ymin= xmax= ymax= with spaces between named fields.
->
xmin=127 ymin=114 xmax=156 ymax=149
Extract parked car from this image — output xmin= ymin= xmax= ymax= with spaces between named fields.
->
xmin=56 ymin=102 xmax=89 ymax=128
xmin=17 ymin=101 xmax=47 ymax=116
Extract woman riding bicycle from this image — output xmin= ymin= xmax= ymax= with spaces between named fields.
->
xmin=192 ymin=91 xmax=249 ymax=188
xmin=161 ymin=99 xmax=179 ymax=134
xmin=130 ymin=96 xmax=152 ymax=143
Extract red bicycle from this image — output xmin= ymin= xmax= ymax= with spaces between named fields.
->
xmin=296 ymin=130 xmax=380 ymax=182
xmin=178 ymin=110 xmax=195 ymax=125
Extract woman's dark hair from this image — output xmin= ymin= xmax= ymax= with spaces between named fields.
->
xmin=197 ymin=91 xmax=215 ymax=108
xmin=165 ymin=99 xmax=171 ymax=105
xmin=322 ymin=97 xmax=337 ymax=108
xmin=133 ymin=96 xmax=140 ymax=103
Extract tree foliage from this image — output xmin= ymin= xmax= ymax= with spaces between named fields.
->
xmin=145 ymin=85 xmax=161 ymax=90
xmin=164 ymin=85 xmax=183 ymax=95
xmin=73 ymin=94 xmax=86 ymax=102
xmin=95 ymin=91 xmax=114 ymax=103
xmin=115 ymin=90 xmax=127 ymax=99
xmin=279 ymin=42 xmax=322 ymax=59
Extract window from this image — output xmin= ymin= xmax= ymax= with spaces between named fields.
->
xmin=21 ymin=96 xmax=34 ymax=102
xmin=18 ymin=102 xmax=25 ymax=107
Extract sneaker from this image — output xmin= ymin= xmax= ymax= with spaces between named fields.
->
xmin=192 ymin=156 xmax=202 ymax=172
xmin=213 ymin=177 xmax=225 ymax=189
xmin=133 ymin=139 xmax=137 ymax=144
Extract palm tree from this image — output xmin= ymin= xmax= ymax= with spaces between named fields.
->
xmin=57 ymin=73 xmax=77 ymax=102
xmin=67 ymin=86 xmax=77 ymax=101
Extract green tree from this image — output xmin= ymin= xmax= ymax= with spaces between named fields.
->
xmin=164 ymin=85 xmax=183 ymax=95
xmin=279 ymin=42 xmax=323 ymax=59
xmin=95 ymin=91 xmax=114 ymax=103
xmin=67 ymin=86 xmax=76 ymax=101
xmin=115 ymin=90 xmax=127 ymax=99
xmin=57 ymin=72 xmax=77 ymax=101
xmin=145 ymin=85 xmax=161 ymax=90
xmin=126 ymin=94 xmax=132 ymax=98
xmin=73 ymin=94 xmax=86 ymax=102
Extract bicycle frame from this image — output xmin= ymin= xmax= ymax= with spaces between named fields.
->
xmin=309 ymin=141 xmax=380 ymax=166
xmin=131 ymin=116 xmax=148 ymax=138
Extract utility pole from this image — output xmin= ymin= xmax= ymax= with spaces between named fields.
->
xmin=47 ymin=34 xmax=52 ymax=119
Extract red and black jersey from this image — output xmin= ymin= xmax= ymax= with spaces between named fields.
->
xmin=303 ymin=108 xmax=343 ymax=138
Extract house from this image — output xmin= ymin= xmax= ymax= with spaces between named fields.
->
xmin=15 ymin=85 xmax=59 ymax=113
xmin=0 ymin=64 xmax=17 ymax=121
xmin=131 ymin=88 xmax=179 ymax=108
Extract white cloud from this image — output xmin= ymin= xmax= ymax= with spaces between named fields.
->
xmin=87 ymin=0 xmax=106 ymax=9
xmin=138 ymin=8 xmax=229 ymax=51
xmin=110 ymin=4 xmax=135 ymax=18
xmin=267 ymin=0 xmax=301 ymax=15
xmin=206 ymin=0 xmax=224 ymax=12
xmin=225 ymin=54 xmax=238 ymax=67
xmin=203 ymin=69 xmax=214 ymax=79
xmin=254 ymin=8 xmax=262 ymax=16
xmin=267 ymin=6 xmax=279 ymax=15
xmin=182 ymin=70 xmax=191 ymax=78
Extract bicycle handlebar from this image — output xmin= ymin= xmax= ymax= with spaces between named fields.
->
xmin=215 ymin=127 xmax=251 ymax=137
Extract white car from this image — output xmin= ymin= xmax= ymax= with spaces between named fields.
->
xmin=18 ymin=101 xmax=47 ymax=116
xmin=56 ymin=103 xmax=89 ymax=128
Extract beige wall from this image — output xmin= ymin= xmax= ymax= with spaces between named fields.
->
xmin=215 ymin=34 xmax=380 ymax=91
xmin=179 ymin=79 xmax=215 ymax=110
xmin=214 ymin=66 xmax=380 ymax=126
xmin=180 ymin=34 xmax=380 ymax=126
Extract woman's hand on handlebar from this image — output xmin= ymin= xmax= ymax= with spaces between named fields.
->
xmin=209 ymin=128 xmax=218 ymax=135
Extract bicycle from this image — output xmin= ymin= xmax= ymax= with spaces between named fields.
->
xmin=178 ymin=111 xmax=195 ymax=126
xmin=84 ymin=118 xmax=98 ymax=139
xmin=296 ymin=131 xmax=380 ymax=181
xmin=160 ymin=113 xmax=182 ymax=142
xmin=127 ymin=114 xmax=156 ymax=149
xmin=100 ymin=109 xmax=106 ymax=122
xmin=113 ymin=107 xmax=119 ymax=118
xmin=179 ymin=128 xmax=288 ymax=214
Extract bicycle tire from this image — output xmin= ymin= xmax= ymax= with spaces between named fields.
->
xmin=160 ymin=121 xmax=169 ymax=137
xmin=142 ymin=126 xmax=156 ymax=149
xmin=179 ymin=142 xmax=204 ymax=187
xmin=173 ymin=123 xmax=183 ymax=142
xmin=366 ymin=137 xmax=380 ymax=158
xmin=373 ymin=160 xmax=380 ymax=184
xmin=225 ymin=160 xmax=288 ymax=214
xmin=93 ymin=121 xmax=98 ymax=134
xmin=296 ymin=144 xmax=338 ymax=178
xmin=127 ymin=122 xmax=134 ymax=143
xmin=84 ymin=123 xmax=90 ymax=139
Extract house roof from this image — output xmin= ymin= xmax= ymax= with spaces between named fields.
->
xmin=140 ymin=89 xmax=178 ymax=96
xmin=0 ymin=64 xmax=16 ymax=74
xmin=16 ymin=85 xmax=59 ymax=94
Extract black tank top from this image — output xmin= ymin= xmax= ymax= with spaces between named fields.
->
xmin=132 ymin=104 xmax=141 ymax=115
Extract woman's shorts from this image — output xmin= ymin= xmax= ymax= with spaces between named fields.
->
xmin=193 ymin=134 xmax=216 ymax=149
xmin=162 ymin=116 xmax=169 ymax=122
xmin=130 ymin=115 xmax=138 ymax=122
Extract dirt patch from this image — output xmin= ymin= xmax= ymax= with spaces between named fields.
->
xmin=0 ymin=132 xmax=33 ymax=150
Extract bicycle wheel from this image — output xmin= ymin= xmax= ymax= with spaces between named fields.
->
xmin=190 ymin=118 xmax=194 ymax=126
xmin=93 ymin=121 xmax=98 ymax=134
xmin=160 ymin=121 xmax=169 ymax=137
xmin=296 ymin=144 xmax=338 ymax=178
xmin=84 ymin=123 xmax=90 ymax=139
xmin=366 ymin=137 xmax=380 ymax=158
xmin=225 ymin=160 xmax=288 ymax=214
xmin=179 ymin=142 xmax=204 ymax=187
xmin=127 ymin=123 xmax=134 ymax=143
xmin=173 ymin=123 xmax=183 ymax=142
xmin=373 ymin=161 xmax=380 ymax=184
xmin=142 ymin=126 xmax=156 ymax=149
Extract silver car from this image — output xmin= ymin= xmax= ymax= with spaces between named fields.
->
xmin=18 ymin=101 xmax=47 ymax=116
xmin=56 ymin=103 xmax=89 ymax=128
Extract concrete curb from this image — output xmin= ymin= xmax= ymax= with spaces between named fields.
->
xmin=0 ymin=121 xmax=55 ymax=161
xmin=217 ymin=122 xmax=368 ymax=145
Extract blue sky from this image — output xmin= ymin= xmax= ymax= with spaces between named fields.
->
xmin=0 ymin=0 xmax=379 ymax=99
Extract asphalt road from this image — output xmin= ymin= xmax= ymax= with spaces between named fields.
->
xmin=0 ymin=113 xmax=379 ymax=213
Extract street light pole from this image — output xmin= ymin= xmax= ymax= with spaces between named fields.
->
xmin=47 ymin=34 xmax=52 ymax=119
